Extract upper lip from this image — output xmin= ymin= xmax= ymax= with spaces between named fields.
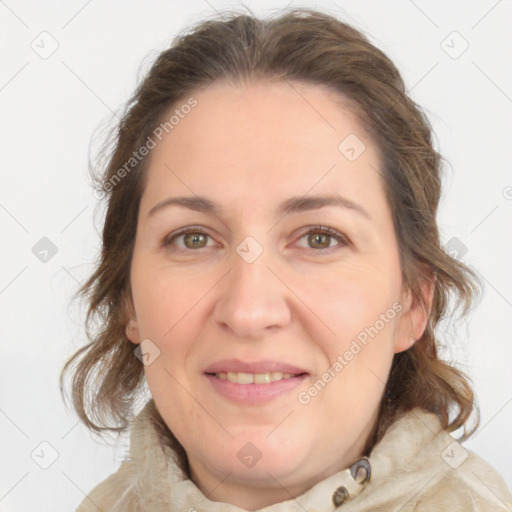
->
xmin=204 ymin=359 xmax=308 ymax=375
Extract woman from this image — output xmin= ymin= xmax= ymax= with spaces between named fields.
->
xmin=60 ymin=7 xmax=512 ymax=511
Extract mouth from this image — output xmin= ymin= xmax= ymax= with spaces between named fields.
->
xmin=206 ymin=371 xmax=307 ymax=384
xmin=203 ymin=359 xmax=309 ymax=403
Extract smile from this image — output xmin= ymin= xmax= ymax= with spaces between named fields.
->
xmin=203 ymin=359 xmax=309 ymax=403
xmin=212 ymin=371 xmax=298 ymax=384
xmin=205 ymin=372 xmax=308 ymax=404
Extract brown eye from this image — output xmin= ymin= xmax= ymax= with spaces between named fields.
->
xmin=163 ymin=228 xmax=215 ymax=251
xmin=296 ymin=226 xmax=349 ymax=251
xmin=182 ymin=232 xmax=208 ymax=249
xmin=307 ymin=232 xmax=332 ymax=249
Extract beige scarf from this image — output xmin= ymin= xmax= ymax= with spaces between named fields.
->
xmin=77 ymin=400 xmax=512 ymax=511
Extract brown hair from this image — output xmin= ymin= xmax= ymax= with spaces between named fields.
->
xmin=60 ymin=7 xmax=481 ymax=466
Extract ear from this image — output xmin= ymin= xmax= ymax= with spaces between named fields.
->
xmin=394 ymin=273 xmax=436 ymax=354
xmin=122 ymin=289 xmax=142 ymax=345
xmin=126 ymin=318 xmax=141 ymax=345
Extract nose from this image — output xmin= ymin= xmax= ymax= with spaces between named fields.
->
xmin=213 ymin=248 xmax=292 ymax=339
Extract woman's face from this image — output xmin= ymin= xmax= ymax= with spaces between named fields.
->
xmin=126 ymin=80 xmax=428 ymax=508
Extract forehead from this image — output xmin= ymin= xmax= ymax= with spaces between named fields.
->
xmin=141 ymin=80 xmax=384 ymax=216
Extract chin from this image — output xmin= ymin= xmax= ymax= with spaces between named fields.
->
xmin=209 ymin=436 xmax=307 ymax=481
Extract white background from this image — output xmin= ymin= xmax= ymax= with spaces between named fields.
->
xmin=0 ymin=1 xmax=511 ymax=510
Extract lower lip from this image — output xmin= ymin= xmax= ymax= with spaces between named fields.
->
xmin=205 ymin=373 xmax=308 ymax=404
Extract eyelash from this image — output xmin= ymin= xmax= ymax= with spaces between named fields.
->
xmin=162 ymin=225 xmax=350 ymax=253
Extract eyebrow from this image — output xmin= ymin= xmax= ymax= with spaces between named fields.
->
xmin=147 ymin=194 xmax=371 ymax=220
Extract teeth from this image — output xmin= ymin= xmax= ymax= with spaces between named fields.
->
xmin=215 ymin=372 xmax=295 ymax=384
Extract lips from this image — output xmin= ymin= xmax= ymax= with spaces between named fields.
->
xmin=203 ymin=359 xmax=309 ymax=403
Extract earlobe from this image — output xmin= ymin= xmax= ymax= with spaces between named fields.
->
xmin=125 ymin=319 xmax=141 ymax=344
xmin=122 ymin=288 xmax=141 ymax=344
xmin=394 ymin=275 xmax=435 ymax=354
xmin=393 ymin=314 xmax=416 ymax=354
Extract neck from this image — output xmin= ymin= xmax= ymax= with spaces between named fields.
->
xmin=188 ymin=457 xmax=351 ymax=510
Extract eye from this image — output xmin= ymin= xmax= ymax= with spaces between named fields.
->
xmin=296 ymin=226 xmax=349 ymax=251
xmin=163 ymin=227 xmax=216 ymax=250
xmin=162 ymin=225 xmax=350 ymax=253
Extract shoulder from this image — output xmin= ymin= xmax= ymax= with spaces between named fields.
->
xmin=413 ymin=447 xmax=512 ymax=511
xmin=75 ymin=400 xmax=180 ymax=512
xmin=76 ymin=460 xmax=138 ymax=512
xmin=356 ymin=408 xmax=512 ymax=512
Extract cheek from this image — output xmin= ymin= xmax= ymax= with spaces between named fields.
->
xmin=143 ymin=361 xmax=204 ymax=449
xmin=131 ymin=258 xmax=207 ymax=339
xmin=305 ymin=263 xmax=401 ymax=408
xmin=132 ymin=264 xmax=208 ymax=387
xmin=310 ymin=261 xmax=401 ymax=341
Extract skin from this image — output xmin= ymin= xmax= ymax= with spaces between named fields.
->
xmin=125 ymin=80 xmax=433 ymax=510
